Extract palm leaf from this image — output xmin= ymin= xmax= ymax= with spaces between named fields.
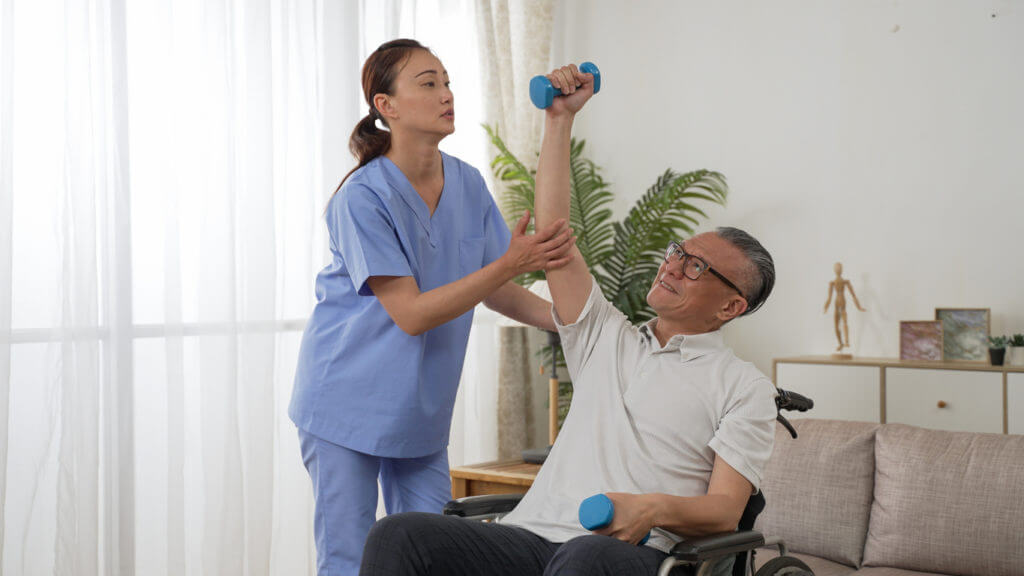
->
xmin=482 ymin=124 xmax=728 ymax=317
xmin=483 ymin=124 xmax=536 ymax=229
xmin=598 ymin=169 xmax=728 ymax=323
xmin=483 ymin=124 xmax=545 ymax=286
xmin=485 ymin=124 xmax=616 ymax=287
xmin=566 ymin=138 xmax=615 ymax=270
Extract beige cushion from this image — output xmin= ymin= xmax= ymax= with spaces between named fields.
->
xmin=755 ymin=419 xmax=879 ymax=567
xmin=755 ymin=548 xmax=856 ymax=576
xmin=863 ymin=424 xmax=1024 ymax=576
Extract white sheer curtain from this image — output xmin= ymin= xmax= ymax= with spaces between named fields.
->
xmin=0 ymin=1 xmax=487 ymax=575
xmin=3 ymin=1 xmax=140 ymax=574
xmin=474 ymin=0 xmax=555 ymax=460
xmin=475 ymin=0 xmax=554 ymax=166
xmin=2 ymin=0 xmax=334 ymax=574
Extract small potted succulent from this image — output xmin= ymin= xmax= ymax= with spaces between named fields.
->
xmin=1008 ymin=333 xmax=1024 ymax=366
xmin=988 ymin=335 xmax=1008 ymax=366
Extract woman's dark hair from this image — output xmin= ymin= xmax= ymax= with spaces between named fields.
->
xmin=333 ymin=39 xmax=429 ymax=197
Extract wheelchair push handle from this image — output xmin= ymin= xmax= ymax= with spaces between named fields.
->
xmin=775 ymin=388 xmax=814 ymax=439
xmin=776 ymin=389 xmax=813 ymax=413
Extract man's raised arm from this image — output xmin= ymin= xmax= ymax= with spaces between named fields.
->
xmin=535 ymin=64 xmax=597 ymax=324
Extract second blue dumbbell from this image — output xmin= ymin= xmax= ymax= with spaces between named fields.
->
xmin=530 ymin=62 xmax=601 ymax=109
xmin=578 ymin=493 xmax=650 ymax=545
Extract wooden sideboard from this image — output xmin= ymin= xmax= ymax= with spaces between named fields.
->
xmin=773 ymin=356 xmax=1024 ymax=434
xmin=449 ymin=460 xmax=541 ymax=499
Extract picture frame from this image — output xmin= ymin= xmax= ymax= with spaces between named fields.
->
xmin=899 ymin=320 xmax=944 ymax=361
xmin=935 ymin=308 xmax=991 ymax=362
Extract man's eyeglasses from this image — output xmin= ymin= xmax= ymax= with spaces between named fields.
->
xmin=663 ymin=241 xmax=746 ymax=301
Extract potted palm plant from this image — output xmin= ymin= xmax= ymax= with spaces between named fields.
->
xmin=988 ymin=335 xmax=1008 ymax=367
xmin=485 ymin=125 xmax=728 ymax=427
xmin=1008 ymin=333 xmax=1024 ymax=366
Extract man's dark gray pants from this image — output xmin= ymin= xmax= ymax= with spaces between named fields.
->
xmin=359 ymin=512 xmax=710 ymax=576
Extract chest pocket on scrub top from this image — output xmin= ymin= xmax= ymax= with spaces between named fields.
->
xmin=458 ymin=237 xmax=487 ymax=277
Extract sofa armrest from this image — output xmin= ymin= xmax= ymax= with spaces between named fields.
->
xmin=443 ymin=494 xmax=525 ymax=518
xmin=669 ymin=530 xmax=765 ymax=563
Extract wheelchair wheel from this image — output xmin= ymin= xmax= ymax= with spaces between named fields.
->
xmin=753 ymin=555 xmax=814 ymax=576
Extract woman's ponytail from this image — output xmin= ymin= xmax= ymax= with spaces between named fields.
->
xmin=331 ymin=39 xmax=428 ymax=198
xmin=337 ymin=110 xmax=392 ymax=193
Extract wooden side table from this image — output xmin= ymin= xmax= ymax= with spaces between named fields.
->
xmin=449 ymin=460 xmax=541 ymax=499
xmin=773 ymin=355 xmax=1024 ymax=434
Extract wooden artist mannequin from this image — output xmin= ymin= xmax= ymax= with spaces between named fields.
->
xmin=824 ymin=262 xmax=865 ymax=356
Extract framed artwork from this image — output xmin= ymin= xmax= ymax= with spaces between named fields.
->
xmin=935 ymin=308 xmax=991 ymax=362
xmin=899 ymin=321 xmax=943 ymax=361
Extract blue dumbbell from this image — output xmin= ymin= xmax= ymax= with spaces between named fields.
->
xmin=578 ymin=493 xmax=650 ymax=545
xmin=529 ymin=62 xmax=602 ymax=109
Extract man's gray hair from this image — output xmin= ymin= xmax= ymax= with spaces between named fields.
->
xmin=715 ymin=227 xmax=775 ymax=316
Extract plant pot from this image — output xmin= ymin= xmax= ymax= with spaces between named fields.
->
xmin=989 ymin=347 xmax=1005 ymax=366
xmin=1007 ymin=346 xmax=1024 ymax=366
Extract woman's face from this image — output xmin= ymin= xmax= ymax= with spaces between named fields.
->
xmin=378 ymin=49 xmax=454 ymax=140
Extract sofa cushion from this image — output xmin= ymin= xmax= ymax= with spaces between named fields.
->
xmin=863 ymin=424 xmax=1024 ymax=576
xmin=755 ymin=419 xmax=880 ymax=567
xmin=755 ymin=548 xmax=856 ymax=576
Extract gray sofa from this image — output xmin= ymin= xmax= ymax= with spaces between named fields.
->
xmin=752 ymin=419 xmax=1024 ymax=576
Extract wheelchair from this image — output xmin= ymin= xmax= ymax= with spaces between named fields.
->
xmin=444 ymin=389 xmax=816 ymax=576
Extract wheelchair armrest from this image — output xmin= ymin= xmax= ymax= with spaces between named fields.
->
xmin=669 ymin=530 xmax=765 ymax=563
xmin=443 ymin=494 xmax=525 ymax=517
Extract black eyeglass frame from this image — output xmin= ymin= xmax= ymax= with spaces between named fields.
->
xmin=664 ymin=241 xmax=746 ymax=301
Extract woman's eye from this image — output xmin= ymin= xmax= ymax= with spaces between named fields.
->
xmin=423 ymin=82 xmax=435 ymax=87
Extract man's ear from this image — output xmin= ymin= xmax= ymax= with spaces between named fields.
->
xmin=718 ymin=296 xmax=748 ymax=322
xmin=373 ymin=93 xmax=397 ymax=121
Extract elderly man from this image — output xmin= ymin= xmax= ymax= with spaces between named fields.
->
xmin=359 ymin=64 xmax=777 ymax=576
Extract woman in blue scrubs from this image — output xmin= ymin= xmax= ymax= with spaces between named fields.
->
xmin=288 ymin=39 xmax=574 ymax=575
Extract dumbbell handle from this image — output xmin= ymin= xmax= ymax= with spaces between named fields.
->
xmin=578 ymin=494 xmax=650 ymax=545
xmin=529 ymin=62 xmax=602 ymax=110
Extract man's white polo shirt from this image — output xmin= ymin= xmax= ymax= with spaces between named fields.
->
xmin=500 ymin=278 xmax=777 ymax=553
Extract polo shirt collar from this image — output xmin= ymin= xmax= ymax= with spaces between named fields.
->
xmin=639 ymin=319 xmax=725 ymax=362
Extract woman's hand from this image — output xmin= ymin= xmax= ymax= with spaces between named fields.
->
xmin=546 ymin=64 xmax=596 ymax=117
xmin=593 ymin=493 xmax=657 ymax=545
xmin=502 ymin=210 xmax=576 ymax=276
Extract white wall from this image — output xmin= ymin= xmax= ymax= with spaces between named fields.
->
xmin=551 ymin=0 xmax=1024 ymax=374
